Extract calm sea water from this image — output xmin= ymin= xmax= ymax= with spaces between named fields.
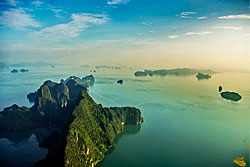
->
xmin=0 ymin=66 xmax=249 ymax=167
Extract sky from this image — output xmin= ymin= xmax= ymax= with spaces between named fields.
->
xmin=0 ymin=0 xmax=249 ymax=70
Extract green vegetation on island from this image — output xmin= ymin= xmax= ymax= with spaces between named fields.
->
xmin=27 ymin=75 xmax=95 ymax=103
xmin=218 ymin=86 xmax=242 ymax=102
xmin=135 ymin=68 xmax=215 ymax=77
xmin=64 ymin=91 xmax=143 ymax=167
xmin=0 ymin=75 xmax=143 ymax=167
xmin=61 ymin=75 xmax=95 ymax=88
xmin=219 ymin=86 xmax=222 ymax=92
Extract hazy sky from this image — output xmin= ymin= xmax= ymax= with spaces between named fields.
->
xmin=0 ymin=0 xmax=249 ymax=70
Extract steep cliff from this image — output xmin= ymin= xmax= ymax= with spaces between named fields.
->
xmin=0 ymin=75 xmax=143 ymax=167
xmin=64 ymin=91 xmax=143 ymax=167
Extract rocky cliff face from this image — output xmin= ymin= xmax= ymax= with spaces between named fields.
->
xmin=61 ymin=75 xmax=95 ymax=88
xmin=34 ymin=80 xmax=69 ymax=115
xmin=0 ymin=75 xmax=143 ymax=167
xmin=0 ymin=104 xmax=38 ymax=131
xmin=64 ymin=91 xmax=143 ymax=167
xmin=27 ymin=75 xmax=94 ymax=103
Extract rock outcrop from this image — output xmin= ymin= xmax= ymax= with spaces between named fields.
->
xmin=27 ymin=91 xmax=37 ymax=103
xmin=117 ymin=80 xmax=123 ymax=84
xmin=27 ymin=75 xmax=95 ymax=103
xmin=60 ymin=75 xmax=95 ymax=88
xmin=196 ymin=73 xmax=211 ymax=80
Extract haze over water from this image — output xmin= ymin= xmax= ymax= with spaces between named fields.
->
xmin=0 ymin=66 xmax=249 ymax=167
xmin=0 ymin=0 xmax=249 ymax=166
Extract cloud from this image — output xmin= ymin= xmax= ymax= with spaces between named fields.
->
xmin=51 ymin=9 xmax=63 ymax=18
xmin=219 ymin=14 xmax=250 ymax=19
xmin=142 ymin=22 xmax=152 ymax=26
xmin=168 ymin=31 xmax=212 ymax=39
xmin=179 ymin=12 xmax=197 ymax=18
xmin=177 ymin=11 xmax=197 ymax=18
xmin=7 ymin=0 xmax=17 ymax=6
xmin=168 ymin=35 xmax=179 ymax=39
xmin=0 ymin=8 xmax=41 ymax=30
xmin=31 ymin=0 xmax=44 ymax=7
xmin=185 ymin=31 xmax=212 ymax=36
xmin=180 ymin=12 xmax=197 ymax=16
xmin=0 ymin=0 xmax=18 ymax=6
xmin=214 ymin=26 xmax=242 ymax=31
xmin=197 ymin=16 xmax=207 ymax=20
xmin=30 ymin=13 xmax=109 ymax=40
xmin=107 ymin=0 xmax=129 ymax=5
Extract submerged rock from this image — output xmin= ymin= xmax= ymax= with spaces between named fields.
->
xmin=196 ymin=73 xmax=211 ymax=80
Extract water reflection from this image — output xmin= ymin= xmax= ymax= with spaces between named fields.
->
xmin=100 ymin=125 xmax=141 ymax=159
xmin=0 ymin=134 xmax=48 ymax=167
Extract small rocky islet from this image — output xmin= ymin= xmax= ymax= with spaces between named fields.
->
xmin=11 ymin=68 xmax=29 ymax=73
xmin=196 ymin=72 xmax=211 ymax=80
xmin=218 ymin=86 xmax=242 ymax=102
xmin=0 ymin=75 xmax=143 ymax=167
xmin=117 ymin=80 xmax=123 ymax=84
xmin=20 ymin=69 xmax=29 ymax=72
xmin=11 ymin=69 xmax=18 ymax=73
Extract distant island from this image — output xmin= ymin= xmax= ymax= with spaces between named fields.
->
xmin=20 ymin=69 xmax=29 ymax=72
xmin=11 ymin=69 xmax=18 ymax=73
xmin=96 ymin=65 xmax=129 ymax=70
xmin=0 ymin=61 xmax=58 ymax=70
xmin=60 ymin=75 xmax=95 ymax=87
xmin=11 ymin=68 xmax=29 ymax=73
xmin=80 ymin=64 xmax=90 ymax=68
xmin=0 ymin=75 xmax=143 ymax=167
xmin=117 ymin=80 xmax=123 ymax=84
xmin=218 ymin=86 xmax=242 ymax=102
xmin=135 ymin=68 xmax=215 ymax=77
xmin=196 ymin=73 xmax=211 ymax=80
